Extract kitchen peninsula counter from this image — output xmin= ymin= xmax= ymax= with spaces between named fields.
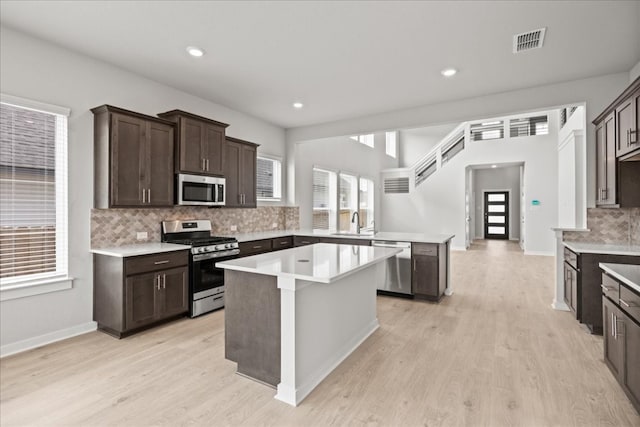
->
xmin=216 ymin=243 xmax=401 ymax=406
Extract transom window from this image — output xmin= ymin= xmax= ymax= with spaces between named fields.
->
xmin=349 ymin=134 xmax=374 ymax=148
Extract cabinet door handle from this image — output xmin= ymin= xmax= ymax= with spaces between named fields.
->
xmin=154 ymin=260 xmax=169 ymax=265
xmin=206 ymin=159 xmax=210 ymax=171
xmin=202 ymin=158 xmax=206 ymax=171
xmin=612 ymin=312 xmax=616 ymax=337
xmin=142 ymin=188 xmax=146 ymax=204
xmin=280 ymin=241 xmax=288 ymax=245
xmin=630 ymin=129 xmax=638 ymax=145
xmin=253 ymin=245 xmax=262 ymax=249
xmin=619 ymin=298 xmax=636 ymax=308
xmin=601 ymin=284 xmax=614 ymax=292
xmin=162 ymin=274 xmax=166 ymax=289
xmin=156 ymin=275 xmax=161 ymax=291
xmin=147 ymin=189 xmax=151 ymax=203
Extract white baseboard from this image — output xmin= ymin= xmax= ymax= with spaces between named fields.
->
xmin=551 ymin=300 xmax=571 ymax=311
xmin=524 ymin=250 xmax=554 ymax=257
xmin=1 ymin=321 xmax=97 ymax=358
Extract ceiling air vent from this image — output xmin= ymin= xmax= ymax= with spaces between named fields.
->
xmin=384 ymin=177 xmax=409 ymax=194
xmin=513 ymin=27 xmax=546 ymax=53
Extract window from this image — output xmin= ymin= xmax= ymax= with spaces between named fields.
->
xmin=441 ymin=131 xmax=465 ymax=164
xmin=359 ymin=178 xmax=374 ymax=231
xmin=385 ymin=131 xmax=397 ymax=158
xmin=0 ymin=95 xmax=69 ymax=291
xmin=312 ymin=168 xmax=337 ymax=230
xmin=312 ymin=167 xmax=374 ymax=232
xmin=339 ymin=173 xmax=358 ymax=231
xmin=349 ymin=134 xmax=374 ymax=148
xmin=509 ymin=115 xmax=548 ymax=137
xmin=470 ymin=121 xmax=504 ymax=141
xmin=256 ymin=155 xmax=282 ymax=200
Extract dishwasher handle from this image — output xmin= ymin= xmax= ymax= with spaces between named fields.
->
xmin=371 ymin=240 xmax=412 ymax=249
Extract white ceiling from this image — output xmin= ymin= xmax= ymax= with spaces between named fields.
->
xmin=1 ymin=1 xmax=639 ymax=129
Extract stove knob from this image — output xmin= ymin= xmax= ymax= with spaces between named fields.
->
xmin=215 ymin=244 xmax=224 ymax=251
xmin=226 ymin=243 xmax=232 ymax=249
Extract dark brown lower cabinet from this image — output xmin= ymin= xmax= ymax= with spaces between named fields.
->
xmin=238 ymin=239 xmax=273 ymax=257
xmin=293 ymin=236 xmax=320 ymax=247
xmin=563 ymin=262 xmax=578 ymax=314
xmin=412 ymin=243 xmax=447 ymax=301
xmin=94 ymin=251 xmax=189 ymax=338
xmin=602 ymin=272 xmax=640 ymax=414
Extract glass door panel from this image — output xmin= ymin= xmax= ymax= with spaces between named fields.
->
xmin=484 ymin=191 xmax=509 ymax=239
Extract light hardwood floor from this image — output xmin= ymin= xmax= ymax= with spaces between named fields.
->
xmin=2 ymin=240 xmax=639 ymax=426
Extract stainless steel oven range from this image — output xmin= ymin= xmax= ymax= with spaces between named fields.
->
xmin=161 ymin=220 xmax=239 ymax=317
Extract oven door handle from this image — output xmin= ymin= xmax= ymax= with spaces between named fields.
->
xmin=192 ymin=249 xmax=240 ymax=262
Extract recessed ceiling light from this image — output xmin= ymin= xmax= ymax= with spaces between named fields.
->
xmin=441 ymin=68 xmax=457 ymax=77
xmin=491 ymin=165 xmax=497 ymax=168
xmin=186 ymin=46 xmax=205 ymax=57
xmin=293 ymin=102 xmax=304 ymax=109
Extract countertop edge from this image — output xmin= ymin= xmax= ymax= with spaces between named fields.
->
xmin=90 ymin=244 xmax=192 ymax=258
xmin=231 ymin=230 xmax=455 ymax=244
xmin=600 ymin=263 xmax=640 ymax=294
xmin=562 ymin=241 xmax=640 ymax=256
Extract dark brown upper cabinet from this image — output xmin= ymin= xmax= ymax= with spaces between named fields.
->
xmin=157 ymin=110 xmax=229 ymax=176
xmin=92 ymin=105 xmax=175 ymax=208
xmin=225 ymin=136 xmax=258 ymax=208
xmin=593 ymin=77 xmax=640 ymax=207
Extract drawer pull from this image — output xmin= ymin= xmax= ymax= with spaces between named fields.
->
xmin=601 ymin=284 xmax=614 ymax=292
xmin=154 ymin=260 xmax=170 ymax=265
xmin=619 ymin=298 xmax=636 ymax=308
xmin=280 ymin=241 xmax=288 ymax=245
xmin=253 ymin=245 xmax=262 ymax=249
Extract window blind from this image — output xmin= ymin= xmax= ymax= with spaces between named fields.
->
xmin=256 ymin=156 xmax=281 ymax=200
xmin=0 ymin=99 xmax=68 ymax=284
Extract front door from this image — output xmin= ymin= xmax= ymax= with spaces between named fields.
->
xmin=484 ymin=191 xmax=509 ymax=240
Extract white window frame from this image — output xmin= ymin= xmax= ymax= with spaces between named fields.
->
xmin=256 ymin=153 xmax=282 ymax=202
xmin=349 ymin=134 xmax=374 ymax=148
xmin=0 ymin=94 xmax=73 ymax=301
xmin=385 ymin=131 xmax=397 ymax=158
xmin=312 ymin=165 xmax=375 ymax=232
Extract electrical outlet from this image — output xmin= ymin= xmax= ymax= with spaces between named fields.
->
xmin=230 ymin=225 xmax=238 ymax=232
xmin=136 ymin=231 xmax=148 ymax=241
xmin=272 ymin=223 xmax=278 ymax=229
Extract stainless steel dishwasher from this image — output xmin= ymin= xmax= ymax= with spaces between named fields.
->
xmin=371 ymin=240 xmax=412 ymax=296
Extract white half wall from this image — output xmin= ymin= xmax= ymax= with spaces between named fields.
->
xmin=473 ymin=166 xmax=521 ymax=240
xmin=0 ymin=26 xmax=286 ymax=353
xmin=295 ymin=133 xmax=398 ymax=230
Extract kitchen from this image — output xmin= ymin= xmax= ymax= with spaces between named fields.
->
xmin=1 ymin=1 xmax=640 ymax=426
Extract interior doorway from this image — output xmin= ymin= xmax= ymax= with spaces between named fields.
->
xmin=483 ymin=191 xmax=509 ymax=239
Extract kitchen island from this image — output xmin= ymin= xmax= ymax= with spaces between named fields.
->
xmin=216 ymin=243 xmax=402 ymax=406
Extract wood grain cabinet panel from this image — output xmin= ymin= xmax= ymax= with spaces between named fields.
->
xmin=94 ymin=251 xmax=189 ymax=338
xmin=157 ymin=110 xmax=229 ymax=176
xmin=412 ymin=243 xmax=447 ymax=301
xmin=225 ymin=137 xmax=259 ymax=208
xmin=92 ymin=105 xmax=175 ymax=208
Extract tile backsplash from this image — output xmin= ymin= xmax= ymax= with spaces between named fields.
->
xmin=92 ymin=206 xmax=300 ymax=248
xmin=563 ymin=208 xmax=640 ymax=245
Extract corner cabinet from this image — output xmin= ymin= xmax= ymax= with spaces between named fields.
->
xmin=157 ymin=110 xmax=229 ymax=176
xmin=92 ymin=105 xmax=175 ymax=208
xmin=94 ymin=250 xmax=189 ymax=338
xmin=225 ymin=136 xmax=259 ymax=208
xmin=593 ymin=77 xmax=640 ymax=207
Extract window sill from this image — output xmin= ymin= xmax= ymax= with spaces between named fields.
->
xmin=0 ymin=276 xmax=74 ymax=302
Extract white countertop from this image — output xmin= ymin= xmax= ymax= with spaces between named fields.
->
xmin=90 ymin=243 xmax=191 ymax=257
xmin=600 ymin=263 xmax=640 ymax=294
xmin=216 ymin=243 xmax=402 ymax=283
xmin=563 ymin=242 xmax=640 ymax=256
xmin=227 ymin=229 xmax=455 ymax=244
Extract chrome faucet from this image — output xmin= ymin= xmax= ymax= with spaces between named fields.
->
xmin=351 ymin=211 xmax=361 ymax=234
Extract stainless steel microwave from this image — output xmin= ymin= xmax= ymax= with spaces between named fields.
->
xmin=176 ymin=173 xmax=225 ymax=206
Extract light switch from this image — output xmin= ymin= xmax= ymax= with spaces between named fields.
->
xmin=136 ymin=231 xmax=148 ymax=240
xmin=230 ymin=225 xmax=238 ymax=231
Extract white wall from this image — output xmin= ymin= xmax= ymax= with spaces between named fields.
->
xmin=381 ymin=113 xmax=559 ymax=254
xmin=0 ymin=26 xmax=286 ymax=354
xmin=295 ymin=133 xmax=398 ymax=230
xmin=630 ymin=60 xmax=640 ymax=83
xmin=473 ymin=166 xmax=521 ymax=240
xmin=398 ymin=123 xmax=457 ymax=167
xmin=287 ymin=72 xmax=630 ymax=210
xmin=557 ymin=106 xmax=587 ymax=229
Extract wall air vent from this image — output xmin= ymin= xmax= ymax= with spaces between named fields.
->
xmin=513 ymin=27 xmax=546 ymax=53
xmin=384 ymin=177 xmax=410 ymax=194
